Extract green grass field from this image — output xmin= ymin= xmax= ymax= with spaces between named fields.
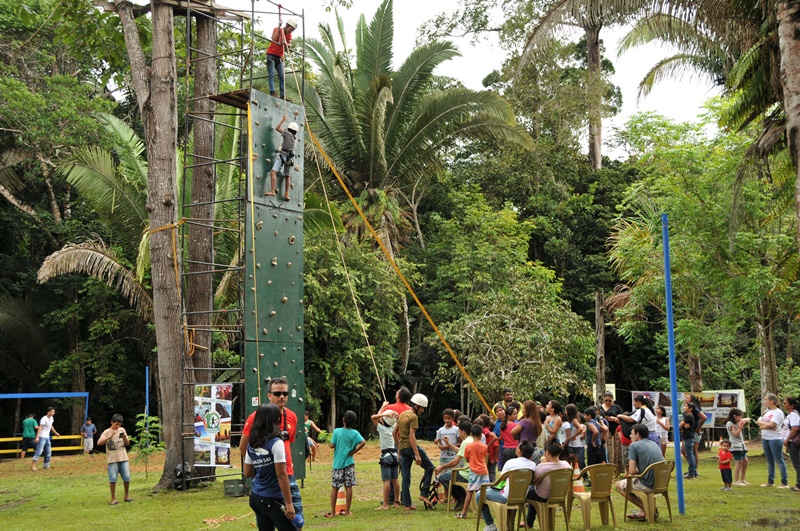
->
xmin=1 ymin=440 xmax=798 ymax=530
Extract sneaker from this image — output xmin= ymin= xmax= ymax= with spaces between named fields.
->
xmin=484 ymin=525 xmax=498 ymax=531
xmin=790 ymin=486 xmax=800 ymax=492
xmin=777 ymin=485 xmax=790 ymax=489
xmin=741 ymin=481 xmax=752 ymax=486
xmin=761 ymin=483 xmax=774 ymax=487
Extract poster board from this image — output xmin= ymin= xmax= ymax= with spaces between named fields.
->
xmin=194 ymin=384 xmax=233 ymax=467
xmin=631 ymin=389 xmax=746 ymax=428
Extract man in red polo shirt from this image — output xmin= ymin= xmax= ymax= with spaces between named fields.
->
xmin=384 ymin=387 xmax=412 ymax=415
xmin=266 ymin=18 xmax=297 ymax=100
xmin=240 ymin=377 xmax=303 ymax=528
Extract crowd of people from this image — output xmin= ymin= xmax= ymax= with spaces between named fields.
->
xmin=16 ymin=383 xmax=800 ymax=529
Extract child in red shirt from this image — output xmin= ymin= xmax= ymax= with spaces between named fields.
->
xmin=717 ymin=439 xmax=733 ymax=491
xmin=459 ymin=424 xmax=490 ymax=519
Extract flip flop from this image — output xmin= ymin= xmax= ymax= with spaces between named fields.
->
xmin=110 ymin=501 xmax=120 ymax=506
xmin=124 ymin=499 xmax=133 ymax=502
xmin=627 ymin=512 xmax=646 ymax=520
xmin=323 ymin=512 xmax=335 ymax=518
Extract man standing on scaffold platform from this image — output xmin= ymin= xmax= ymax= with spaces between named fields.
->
xmin=267 ymin=18 xmax=297 ymax=101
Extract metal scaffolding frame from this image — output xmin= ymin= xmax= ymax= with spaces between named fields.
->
xmin=176 ymin=0 xmax=305 ymax=487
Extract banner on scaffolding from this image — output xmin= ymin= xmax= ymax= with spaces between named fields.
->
xmin=630 ymin=389 xmax=746 ymax=429
xmin=194 ymin=384 xmax=233 ymax=466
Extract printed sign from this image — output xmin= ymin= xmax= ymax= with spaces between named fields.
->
xmin=631 ymin=389 xmax=746 ymax=429
xmin=194 ymin=384 xmax=233 ymax=467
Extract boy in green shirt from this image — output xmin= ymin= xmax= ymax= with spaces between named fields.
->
xmin=21 ymin=413 xmax=38 ymax=459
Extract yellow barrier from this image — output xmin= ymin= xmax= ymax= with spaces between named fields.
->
xmin=0 ymin=435 xmax=83 ymax=455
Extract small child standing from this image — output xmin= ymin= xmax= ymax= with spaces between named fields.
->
xmin=81 ymin=417 xmax=97 ymax=455
xmin=97 ymin=414 xmax=131 ymax=505
xmin=371 ymin=402 xmax=401 ymax=510
xmin=434 ymin=408 xmax=460 ymax=468
xmin=680 ymin=403 xmax=698 ymax=479
xmin=717 ymin=440 xmax=733 ymax=491
xmin=458 ymin=424 xmax=490 ymax=520
xmin=329 ymin=410 xmax=366 ymax=517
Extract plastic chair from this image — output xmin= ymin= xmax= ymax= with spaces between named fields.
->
xmin=475 ymin=468 xmax=534 ymax=531
xmin=572 ymin=463 xmax=618 ymax=530
xmin=622 ymin=460 xmax=674 ymax=524
xmin=529 ymin=467 xmax=574 ymax=531
xmin=448 ymin=467 xmax=473 ymax=512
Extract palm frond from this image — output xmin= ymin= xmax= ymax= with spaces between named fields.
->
xmin=354 ymin=0 xmax=393 ymax=96
xmin=636 ymin=53 xmax=722 ymax=100
xmin=363 ymin=76 xmax=393 ymax=184
xmin=38 ymin=240 xmax=153 ymax=321
xmin=0 ymin=149 xmax=26 ymax=193
xmin=385 ymin=40 xmax=461 ymax=149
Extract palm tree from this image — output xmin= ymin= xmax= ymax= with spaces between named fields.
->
xmin=294 ymin=0 xmax=532 ymax=369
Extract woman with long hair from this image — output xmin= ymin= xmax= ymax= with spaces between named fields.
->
xmin=498 ymin=406 xmax=519 ymax=471
xmin=726 ymin=407 xmax=750 ymax=485
xmin=244 ymin=403 xmax=298 ymax=530
xmin=601 ymin=392 xmax=624 ymax=473
xmin=565 ymin=404 xmax=586 ymax=473
xmin=511 ymin=400 xmax=543 ymax=445
xmin=757 ymin=393 xmax=788 ymax=488
xmin=524 ymin=437 xmax=571 ymax=527
xmin=781 ymin=396 xmax=800 ymax=491
xmin=684 ymin=393 xmax=707 ymax=477
xmin=654 ymin=405 xmax=670 ymax=458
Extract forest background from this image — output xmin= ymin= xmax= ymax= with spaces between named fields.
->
xmin=2 ymin=0 xmax=800 ymax=488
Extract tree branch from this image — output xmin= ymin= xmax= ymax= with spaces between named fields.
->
xmin=0 ymin=184 xmax=40 ymax=221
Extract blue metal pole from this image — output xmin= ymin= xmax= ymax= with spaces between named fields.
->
xmin=662 ymin=213 xmax=685 ymax=514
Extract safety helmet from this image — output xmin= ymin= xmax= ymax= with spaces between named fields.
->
xmin=287 ymin=122 xmax=299 ymax=133
xmin=410 ymin=393 xmax=428 ymax=408
xmin=384 ymin=412 xmax=398 ymax=426
xmin=285 ymin=18 xmax=298 ymax=30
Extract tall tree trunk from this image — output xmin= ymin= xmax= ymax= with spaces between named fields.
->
xmin=186 ymin=12 xmax=217 ymax=384
xmin=787 ymin=316 xmax=793 ymax=363
xmin=757 ymin=301 xmax=779 ymax=396
xmin=595 ymin=291 xmax=605 ymax=405
xmin=399 ymin=296 xmax=411 ymax=373
xmin=778 ymin=0 xmax=800 ymax=253
xmin=687 ymin=353 xmax=703 ymax=392
xmin=328 ymin=378 xmax=337 ymax=432
xmin=585 ymin=24 xmax=603 ymax=171
xmin=115 ymin=0 xmax=183 ymax=489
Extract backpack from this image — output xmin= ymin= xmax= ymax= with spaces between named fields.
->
xmin=619 ymin=413 xmax=636 ymax=439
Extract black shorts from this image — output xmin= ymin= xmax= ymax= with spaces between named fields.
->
xmin=721 ymin=468 xmax=732 ymax=484
xmin=21 ymin=437 xmax=36 ymax=452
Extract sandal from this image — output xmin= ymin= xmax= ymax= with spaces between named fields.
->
xmin=323 ymin=512 xmax=335 ymax=518
xmin=627 ymin=511 xmax=646 ymax=520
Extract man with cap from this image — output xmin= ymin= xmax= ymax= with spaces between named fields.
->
xmin=394 ymin=393 xmax=436 ymax=510
xmin=267 ymin=18 xmax=297 ymax=100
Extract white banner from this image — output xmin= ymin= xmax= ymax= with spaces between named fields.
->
xmin=631 ymin=390 xmax=746 ymax=429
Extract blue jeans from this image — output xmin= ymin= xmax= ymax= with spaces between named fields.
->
xmin=32 ymin=437 xmax=51 ymax=466
xmin=399 ymin=447 xmax=435 ymax=507
xmin=525 ymin=486 xmax=548 ymax=526
xmin=478 ymin=487 xmax=507 ymax=525
xmin=267 ymin=54 xmax=285 ymax=97
xmin=683 ymin=440 xmax=696 ymax=476
xmin=288 ymin=475 xmax=304 ymax=525
xmin=762 ymin=439 xmax=788 ymax=486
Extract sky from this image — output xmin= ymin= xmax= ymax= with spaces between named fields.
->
xmin=220 ymin=0 xmax=721 ymax=157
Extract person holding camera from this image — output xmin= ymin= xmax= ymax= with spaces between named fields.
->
xmin=97 ymin=414 xmax=131 ymax=505
xmin=244 ymin=403 xmax=297 ymax=530
xmin=240 ymin=378 xmax=304 ymax=528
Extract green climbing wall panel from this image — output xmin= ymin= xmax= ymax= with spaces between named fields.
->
xmin=244 ymin=89 xmax=306 ymax=479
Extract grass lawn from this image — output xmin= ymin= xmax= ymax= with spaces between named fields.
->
xmin=1 ymin=440 xmax=798 ymax=530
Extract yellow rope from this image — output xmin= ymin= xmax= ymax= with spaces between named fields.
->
xmin=246 ymin=103 xmax=262 ymax=402
xmin=287 ymin=59 xmax=387 ymax=403
xmin=305 ymin=125 xmax=491 ymax=414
